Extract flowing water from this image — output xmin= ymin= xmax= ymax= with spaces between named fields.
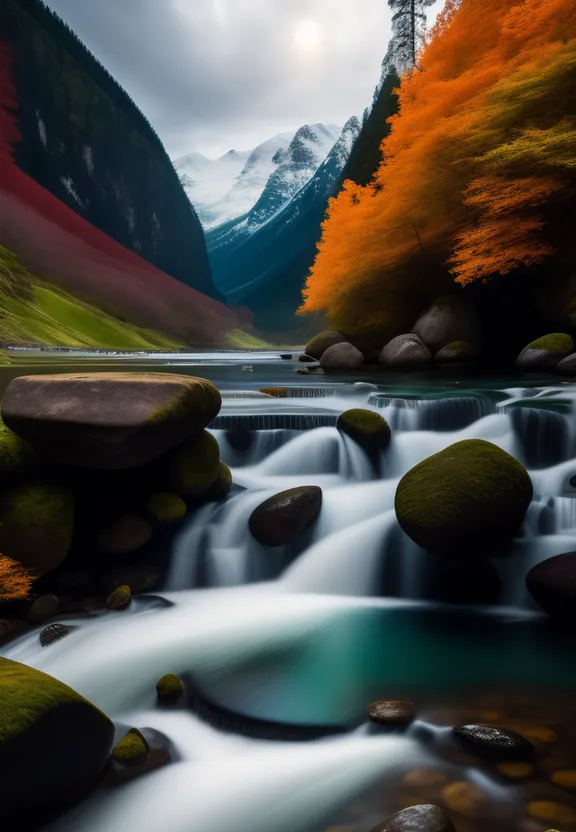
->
xmin=3 ymin=352 xmax=576 ymax=832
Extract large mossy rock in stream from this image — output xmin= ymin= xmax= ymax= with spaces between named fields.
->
xmin=305 ymin=331 xmax=346 ymax=359
xmin=249 ymin=486 xmax=323 ymax=547
xmin=337 ymin=409 xmax=391 ymax=452
xmin=379 ymin=334 xmax=432 ymax=369
xmin=395 ymin=439 xmax=533 ymax=557
xmin=0 ymin=481 xmax=74 ymax=576
xmin=369 ymin=804 xmax=456 ymax=832
xmin=0 ymin=657 xmax=114 ymax=824
xmin=1 ymin=373 xmax=221 ymax=470
xmin=412 ymin=295 xmax=482 ymax=355
xmin=201 ymin=461 xmax=233 ymax=501
xmin=166 ymin=430 xmax=221 ymax=497
xmin=516 ymin=333 xmax=574 ymax=370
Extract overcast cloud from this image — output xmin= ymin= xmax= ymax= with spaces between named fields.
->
xmin=44 ymin=0 xmax=442 ymax=159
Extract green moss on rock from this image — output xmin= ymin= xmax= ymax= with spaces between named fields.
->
xmin=146 ymin=377 xmax=221 ymax=426
xmin=0 ymin=481 xmax=74 ymax=576
xmin=260 ymin=388 xmax=288 ymax=398
xmin=112 ymin=728 xmax=148 ymax=766
xmin=337 ymin=409 xmax=391 ymax=452
xmin=395 ymin=439 xmax=533 ymax=557
xmin=168 ymin=431 xmax=220 ymax=497
xmin=0 ymin=418 xmax=33 ymax=481
xmin=106 ymin=585 xmax=131 ymax=610
xmin=146 ymin=492 xmax=187 ymax=523
xmin=156 ymin=673 xmax=184 ymax=704
xmin=525 ymin=333 xmax=574 ymax=354
xmin=203 ymin=461 xmax=233 ymax=501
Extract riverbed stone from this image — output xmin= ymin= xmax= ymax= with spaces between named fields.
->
xmin=202 ymin=461 xmax=233 ymax=501
xmin=526 ymin=552 xmax=576 ymax=619
xmin=166 ymin=430 xmax=220 ymax=496
xmin=337 ymin=409 xmax=391 ymax=452
xmin=98 ymin=514 xmax=153 ymax=555
xmin=516 ymin=334 xmax=574 ymax=370
xmin=106 ymin=727 xmax=171 ymax=786
xmin=28 ymin=594 xmax=59 ymax=624
xmin=379 ymin=334 xmax=433 ymax=369
xmin=146 ymin=492 xmax=187 ymax=524
xmin=1 ymin=373 xmax=221 ymax=470
xmin=555 ymin=352 xmax=576 ymax=375
xmin=369 ymin=804 xmax=456 ymax=832
xmin=111 ymin=728 xmax=148 ymax=766
xmin=156 ymin=674 xmax=185 ymax=705
xmin=394 ymin=439 xmax=533 ymax=557
xmin=106 ymin=585 xmax=132 ymax=611
xmin=412 ymin=295 xmax=482 ymax=354
xmin=435 ymin=340 xmax=480 ymax=364
xmin=305 ymin=331 xmax=346 ymax=359
xmin=0 ymin=657 xmax=114 ymax=823
xmin=368 ymin=700 xmax=414 ymax=727
xmin=0 ymin=480 xmax=74 ymax=576
xmin=249 ymin=486 xmax=323 ymax=547
xmin=320 ymin=342 xmax=364 ymax=370
xmin=453 ymin=725 xmax=534 ymax=760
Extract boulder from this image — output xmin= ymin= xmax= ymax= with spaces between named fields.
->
xmin=379 ymin=334 xmax=433 ymax=369
xmin=516 ymin=333 xmax=574 ymax=370
xmin=435 ymin=340 xmax=480 ymax=364
xmin=320 ymin=343 xmax=364 ymax=370
xmin=166 ymin=430 xmax=220 ymax=497
xmin=202 ymin=461 xmax=233 ymax=501
xmin=1 ymin=373 xmax=221 ymax=470
xmin=146 ymin=492 xmax=187 ymax=524
xmin=368 ymin=700 xmax=414 ymax=727
xmin=111 ymin=728 xmax=148 ymax=767
xmin=156 ymin=674 xmax=185 ymax=706
xmin=0 ymin=480 xmax=74 ymax=576
xmin=369 ymin=805 xmax=456 ymax=832
xmin=98 ymin=514 xmax=153 ymax=555
xmin=337 ymin=409 xmax=391 ymax=452
xmin=305 ymin=331 xmax=346 ymax=359
xmin=28 ymin=594 xmax=59 ymax=625
xmin=299 ymin=354 xmax=317 ymax=363
xmin=395 ymin=439 xmax=533 ymax=557
xmin=106 ymin=585 xmax=132 ymax=611
xmin=526 ymin=552 xmax=576 ymax=619
xmin=106 ymin=727 xmax=171 ymax=786
xmin=249 ymin=486 xmax=323 ymax=547
xmin=453 ymin=724 xmax=533 ymax=760
xmin=412 ymin=295 xmax=482 ymax=354
xmin=0 ymin=658 xmax=114 ymax=823
xmin=0 ymin=418 xmax=34 ymax=483
xmin=555 ymin=352 xmax=576 ymax=375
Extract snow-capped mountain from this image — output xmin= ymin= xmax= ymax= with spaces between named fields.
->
xmin=206 ymin=117 xmax=361 ymax=332
xmin=174 ymin=148 xmax=252 ymax=229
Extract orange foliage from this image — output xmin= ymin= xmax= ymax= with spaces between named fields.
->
xmin=0 ymin=554 xmax=34 ymax=601
xmin=300 ymin=0 xmax=576 ymax=336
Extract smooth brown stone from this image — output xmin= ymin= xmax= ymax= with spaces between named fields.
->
xmin=368 ymin=700 xmax=415 ymax=727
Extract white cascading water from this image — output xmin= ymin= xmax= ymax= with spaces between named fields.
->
xmin=3 ymin=377 xmax=576 ymax=832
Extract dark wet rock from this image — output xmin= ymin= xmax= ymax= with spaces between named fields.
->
xmin=395 ymin=439 xmax=533 ymax=557
xmin=98 ymin=514 xmax=153 ymax=555
xmin=0 ymin=480 xmax=74 ymax=576
xmin=249 ymin=486 xmax=323 ymax=547
xmin=0 ymin=657 xmax=114 ymax=823
xmin=379 ymin=334 xmax=433 ymax=369
xmin=0 ymin=618 xmax=30 ymax=647
xmin=166 ymin=430 xmax=220 ymax=497
xmin=111 ymin=728 xmax=148 ymax=766
xmin=202 ymin=461 xmax=232 ymax=501
xmin=556 ymin=352 xmax=576 ymax=375
xmin=2 ymin=373 xmax=221 ymax=470
xmin=106 ymin=727 xmax=171 ymax=786
xmin=28 ymin=594 xmax=59 ymax=624
xmin=280 ymin=354 xmax=293 ymax=360
xmin=435 ymin=340 xmax=480 ymax=364
xmin=146 ymin=492 xmax=187 ymax=524
xmin=299 ymin=354 xmax=316 ymax=363
xmin=106 ymin=585 xmax=131 ymax=611
xmin=526 ymin=553 xmax=576 ymax=619
xmin=516 ymin=333 xmax=574 ymax=370
xmin=369 ymin=804 xmax=456 ymax=832
xmin=337 ymin=409 xmax=391 ymax=452
xmin=368 ymin=700 xmax=414 ymax=727
xmin=305 ymin=331 xmax=346 ymax=359
xmin=156 ymin=674 xmax=185 ymax=705
xmin=0 ymin=417 xmax=34 ymax=483
xmin=412 ymin=295 xmax=482 ymax=354
xmin=320 ymin=342 xmax=364 ymax=370
xmin=99 ymin=565 xmax=160 ymax=596
xmin=453 ymin=724 xmax=533 ymax=760
xmin=39 ymin=622 xmax=69 ymax=647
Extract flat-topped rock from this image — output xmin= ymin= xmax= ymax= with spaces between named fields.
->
xmin=369 ymin=805 xmax=456 ymax=832
xmin=1 ymin=373 xmax=221 ymax=470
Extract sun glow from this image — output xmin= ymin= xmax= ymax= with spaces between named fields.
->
xmin=294 ymin=19 xmax=324 ymax=52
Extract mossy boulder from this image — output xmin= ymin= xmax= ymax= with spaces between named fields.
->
xmin=146 ymin=492 xmax=187 ymax=524
xmin=167 ymin=430 xmax=220 ymax=497
xmin=106 ymin=585 xmax=132 ymax=611
xmin=0 ymin=657 xmax=114 ymax=823
xmin=2 ymin=373 xmax=221 ymax=470
xmin=395 ymin=439 xmax=533 ymax=557
xmin=412 ymin=295 xmax=482 ymax=354
xmin=337 ymin=409 xmax=391 ymax=452
xmin=0 ymin=480 xmax=74 ymax=576
xmin=305 ymin=331 xmax=346 ymax=359
xmin=156 ymin=674 xmax=184 ymax=705
xmin=0 ymin=418 xmax=34 ymax=483
xmin=203 ymin=461 xmax=233 ymax=501
xmin=516 ymin=333 xmax=574 ymax=369
xmin=111 ymin=728 xmax=148 ymax=767
xmin=435 ymin=340 xmax=480 ymax=364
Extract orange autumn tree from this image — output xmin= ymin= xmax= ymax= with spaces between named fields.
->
xmin=299 ymin=0 xmax=576 ymax=338
xmin=0 ymin=554 xmax=34 ymax=601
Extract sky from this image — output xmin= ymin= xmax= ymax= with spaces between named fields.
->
xmin=44 ymin=0 xmax=443 ymax=161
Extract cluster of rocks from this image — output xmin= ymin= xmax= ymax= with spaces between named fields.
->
xmin=0 ymin=372 xmax=232 ymax=632
xmin=516 ymin=332 xmax=576 ymax=374
xmin=300 ymin=295 xmax=482 ymax=371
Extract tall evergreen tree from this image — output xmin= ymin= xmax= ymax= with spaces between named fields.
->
xmin=388 ymin=0 xmax=437 ymax=73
